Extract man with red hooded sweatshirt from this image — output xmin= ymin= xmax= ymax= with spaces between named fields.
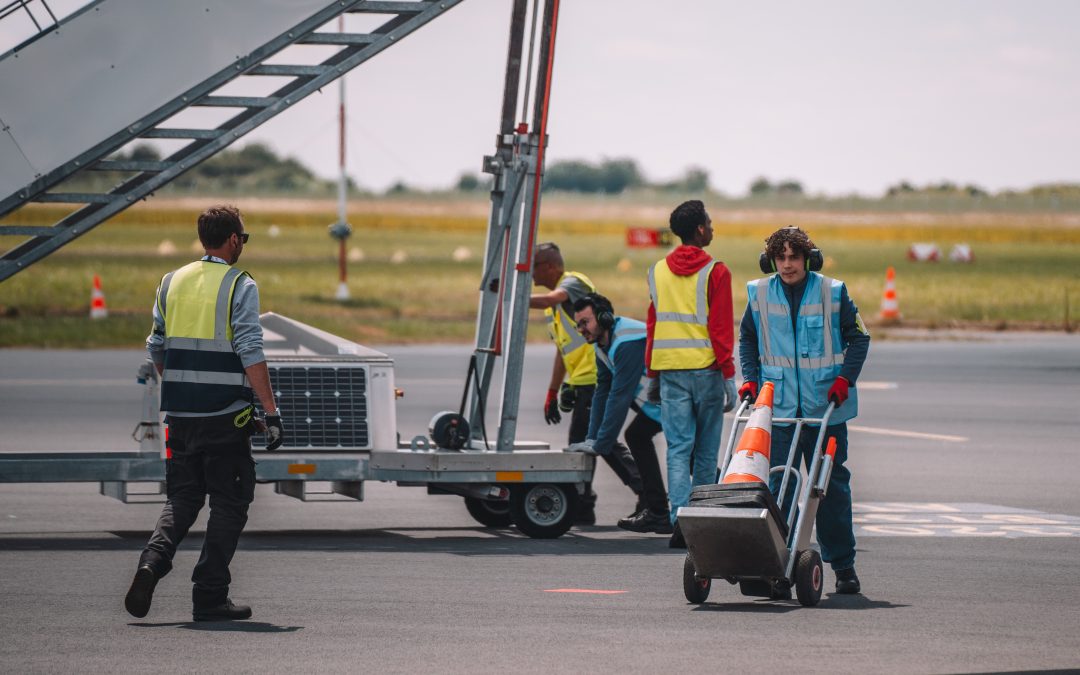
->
xmin=646 ymin=200 xmax=737 ymax=548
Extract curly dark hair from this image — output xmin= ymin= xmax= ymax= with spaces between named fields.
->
xmin=669 ymin=200 xmax=708 ymax=242
xmin=765 ymin=226 xmax=815 ymax=261
xmin=198 ymin=205 xmax=243 ymax=248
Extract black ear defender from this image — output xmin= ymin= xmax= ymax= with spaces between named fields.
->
xmin=583 ymin=292 xmax=616 ymax=330
xmin=759 ymin=248 xmax=824 ymax=274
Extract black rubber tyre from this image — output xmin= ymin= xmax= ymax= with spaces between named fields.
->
xmin=795 ymin=549 xmax=824 ymax=607
xmin=682 ymin=553 xmax=711 ymax=604
xmin=508 ymin=484 xmax=578 ymax=539
xmin=464 ymin=497 xmax=512 ymax=528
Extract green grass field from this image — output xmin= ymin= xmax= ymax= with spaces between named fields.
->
xmin=1 ymin=200 xmax=1078 ymax=348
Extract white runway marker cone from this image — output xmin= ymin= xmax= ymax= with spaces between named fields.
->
xmin=722 ymin=382 xmax=774 ymax=484
xmin=879 ymin=266 xmax=901 ymax=323
xmin=89 ymin=274 xmax=108 ymax=319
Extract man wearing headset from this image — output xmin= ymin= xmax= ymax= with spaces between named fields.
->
xmin=739 ymin=226 xmax=870 ymax=595
xmin=569 ymin=293 xmax=670 ymax=534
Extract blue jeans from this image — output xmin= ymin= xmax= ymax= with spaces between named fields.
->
xmin=769 ymin=423 xmax=856 ymax=571
xmin=660 ymin=369 xmax=726 ymax=525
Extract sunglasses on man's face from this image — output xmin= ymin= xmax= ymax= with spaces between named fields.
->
xmin=236 ymin=232 xmax=249 ymax=244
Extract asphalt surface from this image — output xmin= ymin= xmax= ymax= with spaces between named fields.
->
xmin=2 ymin=334 xmax=1079 ymax=673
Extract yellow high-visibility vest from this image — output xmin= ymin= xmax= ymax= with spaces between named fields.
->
xmin=648 ymin=259 xmax=718 ymax=370
xmin=158 ymin=260 xmax=251 ymax=412
xmin=544 ymin=271 xmax=597 ymax=386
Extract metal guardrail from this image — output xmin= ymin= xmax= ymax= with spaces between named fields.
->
xmin=0 ymin=0 xmax=63 ymax=55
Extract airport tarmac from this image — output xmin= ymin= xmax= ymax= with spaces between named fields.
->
xmin=1 ymin=334 xmax=1079 ymax=673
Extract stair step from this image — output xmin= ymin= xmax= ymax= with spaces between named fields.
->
xmin=90 ymin=160 xmax=171 ymax=172
xmin=195 ymin=96 xmax=277 ymax=108
xmin=249 ymin=64 xmax=329 ymax=77
xmin=141 ymin=128 xmax=224 ymax=139
xmin=349 ymin=1 xmax=428 ymax=13
xmin=298 ymin=33 xmax=377 ymax=46
xmin=33 ymin=193 xmax=116 ymax=204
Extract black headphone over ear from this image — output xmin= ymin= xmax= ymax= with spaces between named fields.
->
xmin=584 ymin=293 xmax=615 ymax=330
xmin=759 ymin=248 xmax=824 ymax=275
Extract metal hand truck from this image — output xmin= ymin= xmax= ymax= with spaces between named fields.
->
xmin=677 ymin=400 xmax=838 ymax=607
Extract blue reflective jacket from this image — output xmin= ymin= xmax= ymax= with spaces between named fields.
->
xmin=589 ymin=318 xmax=661 ymax=453
xmin=746 ymin=273 xmax=858 ymax=424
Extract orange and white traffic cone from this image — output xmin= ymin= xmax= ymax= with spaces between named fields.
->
xmin=722 ymin=382 xmax=774 ymax=485
xmin=90 ymin=274 xmax=108 ymax=319
xmin=879 ymin=266 xmax=901 ymax=323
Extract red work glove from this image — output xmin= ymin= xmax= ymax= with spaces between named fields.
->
xmin=828 ymin=376 xmax=850 ymax=406
xmin=544 ymin=388 xmax=562 ymax=425
xmin=738 ymin=381 xmax=759 ymax=403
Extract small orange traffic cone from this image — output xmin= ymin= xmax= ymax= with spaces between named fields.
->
xmin=90 ymin=274 xmax=108 ymax=319
xmin=879 ymin=266 xmax=900 ymax=323
xmin=722 ymin=382 xmax=774 ymax=485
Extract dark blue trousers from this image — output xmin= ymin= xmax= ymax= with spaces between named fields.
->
xmin=768 ymin=423 xmax=856 ymax=571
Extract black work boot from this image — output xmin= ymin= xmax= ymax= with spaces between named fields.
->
xmin=124 ymin=565 xmax=158 ymax=618
xmin=668 ymin=521 xmax=686 ymax=549
xmin=193 ymin=599 xmax=253 ymax=622
xmin=624 ymin=496 xmax=648 ymax=521
xmin=617 ymin=508 xmax=674 ymax=535
xmin=835 ymin=567 xmax=861 ymax=594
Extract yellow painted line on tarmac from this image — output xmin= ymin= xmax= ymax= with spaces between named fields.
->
xmin=544 ymin=589 xmax=627 ymax=594
xmin=848 ymin=425 xmax=968 ymax=443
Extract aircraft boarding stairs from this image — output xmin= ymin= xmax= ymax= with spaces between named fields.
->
xmin=0 ymin=0 xmax=463 ymax=282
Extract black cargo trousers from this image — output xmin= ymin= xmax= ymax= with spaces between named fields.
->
xmin=138 ymin=410 xmax=256 ymax=609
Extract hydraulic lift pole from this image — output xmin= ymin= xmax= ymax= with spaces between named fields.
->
xmin=468 ymin=0 xmax=561 ymax=452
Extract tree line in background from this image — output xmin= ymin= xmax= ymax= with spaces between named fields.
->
xmin=83 ymin=143 xmax=1080 ymax=202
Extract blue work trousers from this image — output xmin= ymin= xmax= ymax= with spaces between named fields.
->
xmin=769 ymin=423 xmax=856 ymax=571
xmin=660 ymin=369 xmax=726 ymax=525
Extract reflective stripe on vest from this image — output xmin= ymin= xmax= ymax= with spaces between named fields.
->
xmin=545 ymin=271 xmax=597 ymax=386
xmin=595 ymin=317 xmax=661 ymax=424
xmin=748 ymin=272 xmax=857 ymax=424
xmin=159 ymin=261 xmax=252 ymax=413
xmin=647 ymin=258 xmax=718 ymax=370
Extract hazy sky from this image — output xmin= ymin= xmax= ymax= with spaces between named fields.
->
xmin=6 ymin=1 xmax=1080 ymax=196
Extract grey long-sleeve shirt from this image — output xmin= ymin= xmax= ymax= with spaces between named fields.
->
xmin=147 ymin=256 xmax=266 ymax=416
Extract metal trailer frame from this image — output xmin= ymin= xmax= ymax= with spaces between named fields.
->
xmin=0 ymin=0 xmax=596 ymax=539
xmin=677 ymin=400 xmax=838 ymax=606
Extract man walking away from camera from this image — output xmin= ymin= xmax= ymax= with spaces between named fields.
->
xmin=125 ymin=205 xmax=284 ymax=622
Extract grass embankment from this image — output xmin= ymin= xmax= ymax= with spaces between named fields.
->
xmin=1 ymin=200 xmax=1079 ymax=348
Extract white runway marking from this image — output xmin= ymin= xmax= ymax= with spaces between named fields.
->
xmin=848 ymin=425 xmax=968 ymax=443
xmin=856 ymin=381 xmax=898 ymax=390
xmin=852 ymin=503 xmax=1080 ymax=538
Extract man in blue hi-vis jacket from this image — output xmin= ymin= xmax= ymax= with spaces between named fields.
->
xmin=739 ymin=226 xmax=870 ymax=595
xmin=568 ymin=293 xmax=671 ymax=534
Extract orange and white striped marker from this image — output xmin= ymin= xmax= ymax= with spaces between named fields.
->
xmin=90 ymin=274 xmax=108 ymax=319
xmin=722 ymin=382 xmax=774 ymax=485
xmin=879 ymin=266 xmax=900 ymax=323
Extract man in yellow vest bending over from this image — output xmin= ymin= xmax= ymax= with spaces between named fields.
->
xmin=125 ymin=205 xmax=283 ymax=622
xmin=646 ymin=200 xmax=737 ymax=548
xmin=531 ymin=242 xmax=643 ymax=525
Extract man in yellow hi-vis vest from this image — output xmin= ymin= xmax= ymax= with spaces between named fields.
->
xmin=531 ymin=242 xmax=643 ymax=525
xmin=646 ymin=200 xmax=738 ymax=548
xmin=125 ymin=205 xmax=283 ymax=623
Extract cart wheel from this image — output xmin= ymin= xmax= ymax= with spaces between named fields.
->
xmin=794 ymin=549 xmax=823 ymax=607
xmin=682 ymin=553 xmax=711 ymax=604
xmin=509 ymin=484 xmax=577 ymax=539
xmin=464 ymin=497 xmax=512 ymax=528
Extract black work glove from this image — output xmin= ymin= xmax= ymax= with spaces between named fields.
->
xmin=265 ymin=414 xmax=285 ymax=451
xmin=558 ymin=382 xmax=577 ymax=413
xmin=646 ymin=377 xmax=661 ymax=405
